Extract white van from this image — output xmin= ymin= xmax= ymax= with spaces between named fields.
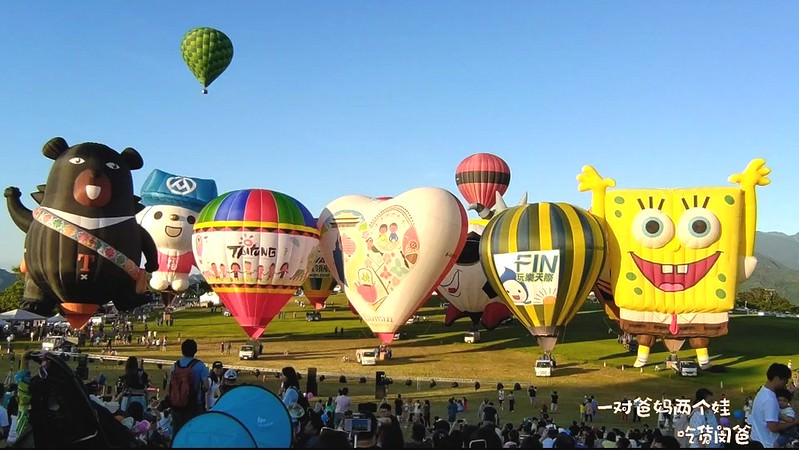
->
xmin=356 ymin=349 xmax=377 ymax=366
xmin=534 ymin=359 xmax=554 ymax=377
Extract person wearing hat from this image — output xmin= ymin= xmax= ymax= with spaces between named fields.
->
xmin=207 ymin=361 xmax=224 ymax=409
xmin=219 ymin=369 xmax=239 ymax=397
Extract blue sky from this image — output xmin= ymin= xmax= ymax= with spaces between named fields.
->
xmin=1 ymin=1 xmax=797 ymax=270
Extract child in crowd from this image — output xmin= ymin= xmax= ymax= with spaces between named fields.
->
xmin=774 ymin=388 xmax=798 ymax=448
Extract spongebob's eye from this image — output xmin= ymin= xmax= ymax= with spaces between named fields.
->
xmin=632 ymin=209 xmax=674 ymax=249
xmin=69 ymin=157 xmax=85 ymax=165
xmin=106 ymin=162 xmax=120 ymax=170
xmin=677 ymin=208 xmax=721 ymax=249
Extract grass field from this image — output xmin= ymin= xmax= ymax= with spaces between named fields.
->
xmin=6 ymin=295 xmax=798 ymax=432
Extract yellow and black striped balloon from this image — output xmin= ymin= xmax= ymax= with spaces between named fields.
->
xmin=480 ymin=202 xmax=606 ymax=352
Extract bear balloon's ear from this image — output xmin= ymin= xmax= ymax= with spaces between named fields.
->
xmin=121 ymin=147 xmax=143 ymax=170
xmin=43 ymin=137 xmax=69 ymax=160
xmin=31 ymin=184 xmax=46 ymax=205
xmin=133 ymin=196 xmax=146 ymax=214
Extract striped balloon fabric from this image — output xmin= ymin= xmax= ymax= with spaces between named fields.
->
xmin=479 ymin=202 xmax=606 ymax=352
xmin=195 ymin=189 xmax=317 ymax=232
xmin=193 ymin=189 xmax=319 ymax=339
xmin=181 ymin=27 xmax=234 ymax=93
xmin=455 ymin=153 xmax=511 ymax=211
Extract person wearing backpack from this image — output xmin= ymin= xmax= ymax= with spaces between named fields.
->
xmin=165 ymin=339 xmax=209 ymax=435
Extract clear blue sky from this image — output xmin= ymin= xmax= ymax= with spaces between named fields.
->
xmin=1 ymin=1 xmax=797 ymax=270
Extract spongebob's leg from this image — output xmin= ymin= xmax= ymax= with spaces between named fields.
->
xmin=689 ymin=337 xmax=711 ymax=369
xmin=634 ymin=335 xmax=656 ymax=368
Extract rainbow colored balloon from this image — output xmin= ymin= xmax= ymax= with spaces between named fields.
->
xmin=192 ymin=189 xmax=319 ymax=339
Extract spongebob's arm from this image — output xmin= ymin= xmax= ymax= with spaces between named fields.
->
xmin=729 ymin=158 xmax=770 ymax=280
xmin=577 ymin=166 xmax=616 ymax=219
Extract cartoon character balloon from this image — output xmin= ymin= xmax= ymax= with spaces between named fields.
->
xmin=437 ymin=220 xmax=511 ymax=330
xmin=301 ymin=242 xmax=337 ymax=311
xmin=192 ymin=189 xmax=318 ymax=339
xmin=480 ymin=202 xmax=606 ymax=354
xmin=181 ymin=27 xmax=234 ymax=94
xmin=455 ymin=153 xmax=510 ymax=219
xmin=319 ymin=187 xmax=467 ymax=344
xmin=578 ymin=160 xmax=770 ymax=368
xmin=4 ymin=137 xmax=158 ymax=328
xmin=137 ymin=170 xmax=218 ymax=304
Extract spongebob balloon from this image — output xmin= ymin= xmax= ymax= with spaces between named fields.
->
xmin=578 ymin=159 xmax=770 ymax=369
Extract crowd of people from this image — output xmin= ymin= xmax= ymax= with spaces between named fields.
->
xmin=4 ymin=303 xmax=797 ymax=448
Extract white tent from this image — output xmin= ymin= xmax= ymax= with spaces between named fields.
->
xmin=47 ymin=313 xmax=68 ymax=324
xmin=0 ymin=309 xmax=46 ymax=322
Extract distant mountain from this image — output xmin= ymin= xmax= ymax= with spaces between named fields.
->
xmin=0 ymin=269 xmax=17 ymax=291
xmin=740 ymin=232 xmax=799 ymax=305
xmin=754 ymin=231 xmax=799 ymax=271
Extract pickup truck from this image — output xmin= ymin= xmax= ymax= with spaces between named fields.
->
xmin=464 ymin=331 xmax=480 ymax=344
xmin=534 ymin=359 xmax=554 ymax=377
xmin=42 ymin=336 xmax=67 ymax=352
xmin=355 ymin=349 xmax=377 ymax=366
xmin=674 ymin=360 xmax=699 ymax=377
xmin=239 ymin=344 xmax=258 ymax=360
xmin=42 ymin=336 xmax=79 ymax=355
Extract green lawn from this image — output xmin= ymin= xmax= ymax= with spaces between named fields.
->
xmin=10 ymin=295 xmax=798 ymax=432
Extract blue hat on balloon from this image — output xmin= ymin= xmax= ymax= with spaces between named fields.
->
xmin=140 ymin=169 xmax=218 ymax=212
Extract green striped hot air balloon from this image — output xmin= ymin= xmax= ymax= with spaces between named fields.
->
xmin=181 ymin=27 xmax=234 ymax=94
xmin=480 ymin=202 xmax=606 ymax=354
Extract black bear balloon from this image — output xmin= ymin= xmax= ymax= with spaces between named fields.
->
xmin=5 ymin=137 xmax=158 ymax=328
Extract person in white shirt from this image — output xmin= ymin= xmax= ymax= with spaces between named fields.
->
xmin=687 ymin=388 xmax=721 ymax=448
xmin=750 ymin=363 xmax=796 ymax=448
xmin=743 ymin=396 xmax=753 ymax=425
xmin=334 ymin=387 xmax=352 ymax=429
xmin=206 ymin=361 xmax=224 ymax=409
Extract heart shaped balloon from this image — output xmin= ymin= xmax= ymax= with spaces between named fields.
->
xmin=319 ymin=187 xmax=467 ymax=343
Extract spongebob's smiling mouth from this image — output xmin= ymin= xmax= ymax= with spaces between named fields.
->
xmin=630 ymin=251 xmax=721 ymax=292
